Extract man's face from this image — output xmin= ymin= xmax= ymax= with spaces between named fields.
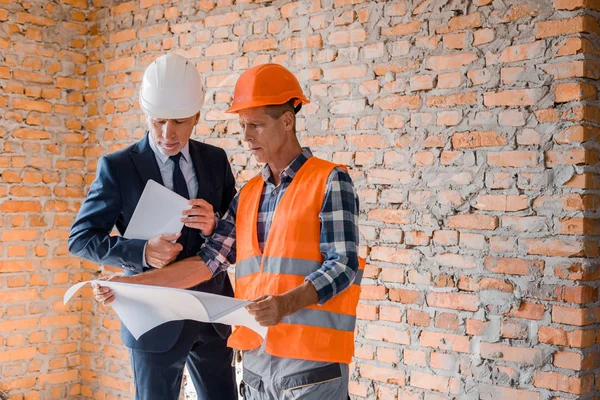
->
xmin=146 ymin=112 xmax=200 ymax=156
xmin=239 ymin=107 xmax=287 ymax=164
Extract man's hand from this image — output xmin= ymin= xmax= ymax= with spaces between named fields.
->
xmin=246 ymin=295 xmax=289 ymax=327
xmin=92 ymin=276 xmax=126 ymax=306
xmin=182 ymin=199 xmax=216 ymax=236
xmin=145 ymin=233 xmax=182 ymax=268
xmin=246 ymin=282 xmax=320 ymax=327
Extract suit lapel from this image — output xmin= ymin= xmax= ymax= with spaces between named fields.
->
xmin=130 ymin=133 xmax=164 ymax=186
xmin=189 ymin=140 xmax=214 ymax=200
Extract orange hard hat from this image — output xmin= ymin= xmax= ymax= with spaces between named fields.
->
xmin=226 ymin=63 xmax=309 ymax=114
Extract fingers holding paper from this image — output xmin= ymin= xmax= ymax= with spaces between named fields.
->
xmin=182 ymin=199 xmax=216 ymax=236
xmin=92 ymin=276 xmax=121 ymax=305
xmin=246 ymin=295 xmax=286 ymax=327
xmin=145 ymin=233 xmax=182 ymax=268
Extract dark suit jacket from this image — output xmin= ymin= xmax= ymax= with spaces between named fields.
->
xmin=68 ymin=134 xmax=236 ymax=352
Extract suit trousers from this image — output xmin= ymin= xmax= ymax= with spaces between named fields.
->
xmin=129 ymin=320 xmax=237 ymax=400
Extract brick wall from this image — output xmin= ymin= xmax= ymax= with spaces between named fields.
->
xmin=1 ymin=0 xmax=600 ymax=399
xmin=0 ymin=0 xmax=93 ymax=398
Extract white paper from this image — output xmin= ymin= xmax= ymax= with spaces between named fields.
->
xmin=123 ymin=179 xmax=191 ymax=240
xmin=64 ymin=281 xmax=268 ymax=340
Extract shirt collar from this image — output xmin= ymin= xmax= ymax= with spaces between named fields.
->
xmin=261 ymin=147 xmax=313 ymax=184
xmin=148 ymin=132 xmax=191 ymax=164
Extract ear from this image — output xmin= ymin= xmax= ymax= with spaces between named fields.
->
xmin=282 ymin=111 xmax=295 ymax=133
xmin=193 ymin=112 xmax=200 ymax=125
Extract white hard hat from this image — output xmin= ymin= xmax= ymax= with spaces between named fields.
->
xmin=139 ymin=53 xmax=204 ymax=119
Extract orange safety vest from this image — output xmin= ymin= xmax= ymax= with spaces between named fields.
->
xmin=227 ymin=157 xmax=364 ymax=364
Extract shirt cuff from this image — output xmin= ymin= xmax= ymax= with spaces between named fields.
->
xmin=198 ymin=246 xmax=224 ymax=276
xmin=305 ymin=271 xmax=333 ymax=305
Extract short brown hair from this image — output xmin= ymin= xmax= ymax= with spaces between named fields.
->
xmin=264 ymin=99 xmax=296 ymax=120
xmin=264 ymin=99 xmax=296 ymax=132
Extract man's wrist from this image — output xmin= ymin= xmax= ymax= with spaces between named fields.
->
xmin=280 ymin=282 xmax=319 ymax=317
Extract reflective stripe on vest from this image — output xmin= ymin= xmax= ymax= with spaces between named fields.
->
xmin=227 ymin=157 xmax=363 ymax=364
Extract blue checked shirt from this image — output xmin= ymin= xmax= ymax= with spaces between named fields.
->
xmin=198 ymin=148 xmax=360 ymax=305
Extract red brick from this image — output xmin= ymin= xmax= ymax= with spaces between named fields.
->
xmin=324 ymin=65 xmax=367 ymax=81
xmin=553 ymin=350 xmax=583 ymax=370
xmin=426 ymin=53 xmax=477 ymax=71
xmin=552 ymin=305 xmax=599 ymax=326
xmin=427 ymin=92 xmax=477 ymax=107
xmin=448 ymin=214 xmax=498 ymax=230
xmin=380 ymin=305 xmax=401 ymax=322
xmin=281 ymin=35 xmax=322 ymax=50
xmin=522 ymin=238 xmax=594 ymax=257
xmin=360 ymin=285 xmax=386 ymax=300
xmin=474 ymin=28 xmax=495 ymax=45
xmin=0 ymin=346 xmax=36 ymax=362
xmin=406 ymin=309 xmax=430 ymax=327
xmin=539 ymin=326 xmax=595 ymax=348
xmin=501 ymin=321 xmax=528 ymax=339
xmin=410 ymin=75 xmax=435 ymax=91
xmin=434 ymin=313 xmax=460 ymax=331
xmin=468 ymin=68 xmax=491 ymax=85
xmin=328 ymin=29 xmax=366 ymax=45
xmin=16 ymin=12 xmax=54 ymax=26
xmin=437 ymin=13 xmax=482 ymax=33
xmin=542 ymin=60 xmax=598 ymax=80
xmin=487 ymin=151 xmax=538 ymax=167
xmin=498 ymin=41 xmax=545 ymax=63
xmin=411 ymin=371 xmax=460 ymax=394
xmin=427 ymin=292 xmax=478 ymax=311
xmin=381 ymin=21 xmax=422 ymax=36
xmin=554 ymin=0 xmax=600 ymax=10
xmin=506 ymin=301 xmax=545 ymax=320
xmin=533 ymin=371 xmax=593 ymax=394
xmin=206 ymin=12 xmax=240 ymax=27
xmin=536 ymin=16 xmax=599 ymax=39
xmin=389 ymin=288 xmax=423 ymax=305
xmin=479 ymin=384 xmax=540 ymax=400
xmin=437 ymin=72 xmax=462 ymax=89
xmin=452 ymin=130 xmax=506 ymax=148
xmin=484 ymin=89 xmax=544 ymax=106
xmin=371 ymin=246 xmax=420 ymax=265
xmin=376 ymin=347 xmax=399 ymax=364
xmin=443 ymin=32 xmax=466 ymax=49
xmin=205 ymin=41 xmax=239 ymax=57
xmin=433 ymin=230 xmax=459 ymax=246
xmin=420 ymin=331 xmax=470 ymax=353
xmin=38 ymin=370 xmax=79 ymax=385
xmin=360 ymin=364 xmax=405 ymax=385
xmin=375 ymin=94 xmax=420 ymax=110
xmin=555 ymin=125 xmax=599 ymax=144
xmin=139 ymin=23 xmax=168 ymax=39
xmin=481 ymin=342 xmax=543 ymax=365
xmin=554 ymin=82 xmax=597 ymax=102
xmin=435 ymin=253 xmax=477 ymax=269
xmin=404 ymin=348 xmax=427 ymax=367
xmin=484 ymin=257 xmax=543 ymax=275
xmin=108 ymin=57 xmax=134 ymax=72
xmin=365 ymin=324 xmax=410 ymax=345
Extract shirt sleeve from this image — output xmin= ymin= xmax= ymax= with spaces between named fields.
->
xmin=305 ymin=166 xmax=360 ymax=305
xmin=197 ymin=193 xmax=238 ymax=275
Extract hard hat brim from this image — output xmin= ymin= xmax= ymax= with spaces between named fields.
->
xmin=225 ymin=97 xmax=310 ymax=114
